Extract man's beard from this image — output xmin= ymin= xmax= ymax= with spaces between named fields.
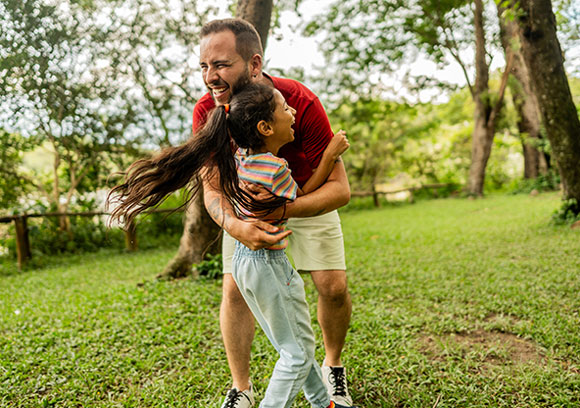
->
xmin=230 ymin=67 xmax=252 ymax=97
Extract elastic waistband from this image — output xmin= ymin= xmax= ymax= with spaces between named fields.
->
xmin=234 ymin=241 xmax=286 ymax=260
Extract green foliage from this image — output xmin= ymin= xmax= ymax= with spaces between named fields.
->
xmin=553 ymin=0 xmax=580 ymax=75
xmin=0 ymin=191 xmax=187 ymax=261
xmin=2 ymin=194 xmax=580 ymax=406
xmin=510 ymin=170 xmax=561 ymax=194
xmin=131 ymin=192 xmax=187 ymax=250
xmin=100 ymin=0 xmax=213 ymax=147
xmin=30 ymin=217 xmax=124 ymax=256
xmin=303 ymin=0 xmax=488 ymax=103
xmin=330 ymin=99 xmax=417 ymax=189
xmin=482 ymin=130 xmax=526 ymax=192
xmin=330 ymin=97 xmax=450 ymax=190
xmin=0 ymin=0 xmax=140 ymax=214
xmin=568 ymin=76 xmax=580 ymax=110
xmin=551 ymin=198 xmax=580 ymax=225
xmin=0 ymin=212 xmax=183 ymax=262
xmin=0 ymin=130 xmax=35 ymax=210
xmin=0 ymin=0 xmax=212 ymax=218
xmin=412 ymin=182 xmax=463 ymax=200
xmin=332 ymin=88 xmax=475 ymax=191
xmin=193 ymin=253 xmax=223 ymax=280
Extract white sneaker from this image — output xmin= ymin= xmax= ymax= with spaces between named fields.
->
xmin=322 ymin=363 xmax=354 ymax=406
xmin=220 ymin=383 xmax=255 ymax=408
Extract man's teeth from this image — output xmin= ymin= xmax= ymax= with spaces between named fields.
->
xmin=212 ymin=88 xmax=227 ymax=96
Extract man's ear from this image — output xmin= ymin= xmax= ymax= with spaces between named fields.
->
xmin=257 ymin=120 xmax=273 ymax=137
xmin=249 ymin=54 xmax=262 ymax=78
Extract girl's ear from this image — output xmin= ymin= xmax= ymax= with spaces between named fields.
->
xmin=256 ymin=120 xmax=273 ymax=137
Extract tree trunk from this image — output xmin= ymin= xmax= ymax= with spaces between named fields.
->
xmin=467 ymin=116 xmax=494 ymax=195
xmin=467 ymin=0 xmax=514 ymax=196
xmin=236 ymin=0 xmax=273 ymax=51
xmin=467 ymin=0 xmax=492 ymax=196
xmin=161 ymin=1 xmax=274 ymax=279
xmin=515 ymin=0 xmax=580 ymax=204
xmin=497 ymin=3 xmax=545 ymax=179
xmin=159 ymin=187 xmax=222 ymax=279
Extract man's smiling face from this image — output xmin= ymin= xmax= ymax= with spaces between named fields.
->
xmin=199 ymin=30 xmax=252 ymax=105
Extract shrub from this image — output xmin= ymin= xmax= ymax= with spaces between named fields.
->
xmin=551 ymin=198 xmax=580 ymax=226
xmin=412 ymin=183 xmax=462 ymax=200
xmin=194 ymin=253 xmax=223 ymax=280
xmin=510 ymin=170 xmax=561 ymax=194
xmin=0 ymin=191 xmax=188 ymax=260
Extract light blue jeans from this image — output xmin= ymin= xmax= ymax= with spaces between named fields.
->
xmin=232 ymin=242 xmax=331 ymax=408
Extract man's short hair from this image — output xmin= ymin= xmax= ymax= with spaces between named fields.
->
xmin=201 ymin=18 xmax=263 ymax=61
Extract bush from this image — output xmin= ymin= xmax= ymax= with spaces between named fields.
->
xmin=510 ymin=171 xmax=560 ymax=194
xmin=194 ymin=253 xmax=223 ymax=280
xmin=0 ymin=191 xmax=188 ymax=260
xmin=0 ymin=216 xmax=126 ymax=259
xmin=412 ymin=183 xmax=462 ymax=200
xmin=132 ymin=210 xmax=184 ymax=250
xmin=551 ymin=198 xmax=580 ymax=225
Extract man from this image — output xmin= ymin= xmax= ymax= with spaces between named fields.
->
xmin=195 ymin=18 xmax=354 ymax=407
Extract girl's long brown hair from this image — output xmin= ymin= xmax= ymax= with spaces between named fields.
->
xmin=108 ymin=83 xmax=290 ymax=226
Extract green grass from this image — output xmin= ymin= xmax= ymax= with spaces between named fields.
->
xmin=1 ymin=193 xmax=579 ymax=407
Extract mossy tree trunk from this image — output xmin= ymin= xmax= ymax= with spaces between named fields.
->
xmin=498 ymin=3 xmax=547 ymax=179
xmin=515 ymin=0 xmax=580 ymax=205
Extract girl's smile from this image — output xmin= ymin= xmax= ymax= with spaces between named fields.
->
xmin=259 ymin=89 xmax=297 ymax=155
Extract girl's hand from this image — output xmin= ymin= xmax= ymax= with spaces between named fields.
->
xmin=324 ymin=130 xmax=349 ymax=161
xmin=241 ymin=179 xmax=273 ymax=202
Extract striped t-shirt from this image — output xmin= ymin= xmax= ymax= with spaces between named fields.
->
xmin=235 ymin=149 xmax=298 ymax=250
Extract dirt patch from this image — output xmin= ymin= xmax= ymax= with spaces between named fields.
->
xmin=418 ymin=329 xmax=545 ymax=368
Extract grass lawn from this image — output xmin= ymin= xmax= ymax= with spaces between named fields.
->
xmin=1 ymin=192 xmax=579 ymax=407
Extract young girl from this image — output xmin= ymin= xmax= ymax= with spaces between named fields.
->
xmin=109 ymin=83 xmax=353 ymax=408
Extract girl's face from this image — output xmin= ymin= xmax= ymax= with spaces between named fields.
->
xmin=269 ymin=90 xmax=296 ymax=148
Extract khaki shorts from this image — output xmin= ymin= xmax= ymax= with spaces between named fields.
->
xmin=222 ymin=210 xmax=346 ymax=273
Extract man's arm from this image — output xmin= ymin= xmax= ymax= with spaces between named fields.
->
xmin=202 ymin=168 xmax=292 ymax=250
xmin=285 ymin=158 xmax=350 ymax=218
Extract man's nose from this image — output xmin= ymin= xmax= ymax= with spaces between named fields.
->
xmin=204 ymin=66 xmax=218 ymax=84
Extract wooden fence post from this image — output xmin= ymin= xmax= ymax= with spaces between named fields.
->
xmin=372 ymin=185 xmax=381 ymax=207
xmin=124 ymin=220 xmax=138 ymax=252
xmin=14 ymin=216 xmax=31 ymax=269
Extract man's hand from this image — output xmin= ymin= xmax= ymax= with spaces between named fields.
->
xmin=241 ymin=180 xmax=289 ymax=220
xmin=231 ymin=218 xmax=292 ymax=250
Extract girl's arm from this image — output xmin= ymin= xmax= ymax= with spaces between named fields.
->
xmin=297 ymin=130 xmax=349 ymax=196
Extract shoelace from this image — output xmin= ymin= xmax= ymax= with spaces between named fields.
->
xmin=329 ymin=367 xmax=347 ymax=396
xmin=223 ymin=388 xmax=250 ymax=408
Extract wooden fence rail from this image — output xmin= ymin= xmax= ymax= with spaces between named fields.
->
xmin=1 ymin=183 xmax=454 ymax=270
xmin=0 ymin=208 xmax=184 ymax=270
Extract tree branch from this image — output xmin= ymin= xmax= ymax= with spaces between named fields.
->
xmin=487 ymin=50 xmax=515 ymax=130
